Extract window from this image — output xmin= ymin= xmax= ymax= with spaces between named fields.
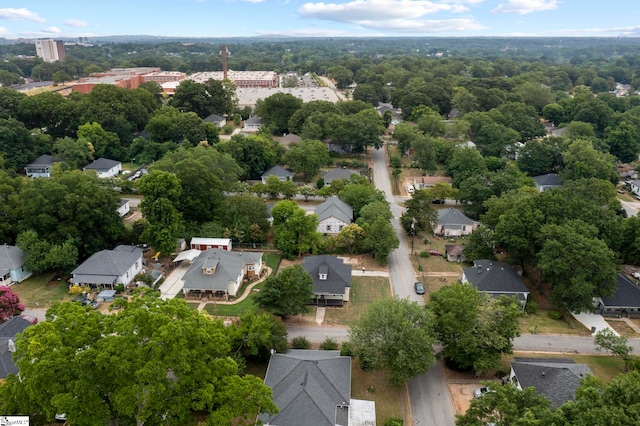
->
xmin=326 ymin=224 xmax=332 ymax=232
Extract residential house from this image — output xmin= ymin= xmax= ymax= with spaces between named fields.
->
xmin=83 ymin=158 xmax=122 ymax=178
xmin=0 ymin=245 xmax=32 ymax=285
xmin=315 ymin=196 xmax=353 ymax=235
xmin=117 ymin=199 xmax=130 ymax=217
xmin=259 ymin=350 xmax=376 ymax=426
xmin=533 ymin=173 xmax=563 ymax=192
xmin=203 ymin=113 xmax=226 ymax=128
xmin=243 ymin=116 xmax=262 ymax=132
xmin=434 ymin=208 xmax=477 ymax=237
xmin=71 ymin=245 xmax=144 ymax=289
xmin=630 ymin=179 xmax=640 ymax=197
xmin=596 ymin=273 xmax=640 ymax=318
xmin=445 ymin=244 xmax=465 ymax=263
xmin=25 ymin=154 xmax=61 ymax=178
xmin=302 ymin=255 xmax=351 ymax=306
xmin=413 ymin=176 xmax=453 ymax=190
xmin=0 ymin=316 xmax=32 ymax=378
xmin=510 ymin=357 xmax=592 ymax=407
xmin=261 ymin=165 xmax=293 ymax=183
xmin=181 ymin=249 xmax=263 ymax=299
xmin=279 ymin=133 xmax=302 ymax=147
xmin=190 ymin=237 xmax=232 ymax=251
xmin=462 ymin=259 xmax=530 ymax=310
xmin=321 ymin=168 xmax=357 ymax=186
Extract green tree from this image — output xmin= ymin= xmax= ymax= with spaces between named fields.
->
xmin=273 ymin=205 xmax=321 ymax=259
xmin=334 ymin=223 xmax=365 ymax=254
xmin=561 ymin=139 xmax=618 ymax=184
xmin=52 ymin=70 xmax=73 ymax=85
xmin=16 ymin=230 xmax=78 ymax=274
xmin=594 ymin=328 xmax=633 ymax=363
xmin=170 ymin=78 xmax=235 ymax=118
xmin=254 ymin=265 xmax=314 ymax=317
xmin=0 ymin=294 xmax=277 ymax=425
xmin=447 ymin=147 xmax=487 ymax=187
xmin=216 ymin=194 xmax=270 ymax=243
xmin=349 ymin=298 xmax=436 ymax=385
xmin=216 ymin=134 xmax=279 ymax=180
xmin=464 ymin=225 xmax=496 ymax=261
xmin=138 ymin=171 xmax=183 ymax=254
xmin=17 ymin=91 xmax=72 ymax=139
xmin=283 ymin=139 xmax=330 ymax=182
xmin=400 ymin=189 xmax=437 ymax=234
xmin=605 ymin=121 xmax=640 ymax=163
xmin=537 ymin=220 xmax=617 ymax=312
xmin=412 ymin=135 xmax=437 ymax=172
xmin=516 ymin=137 xmax=564 ymax=176
xmin=231 ymin=311 xmax=288 ymax=362
xmin=255 ymin=92 xmax=303 ymax=135
xmin=0 ymin=118 xmax=49 ymax=171
xmin=429 ymin=284 xmax=521 ymax=374
xmin=77 ymin=121 xmax=124 ymax=160
xmin=362 ymin=217 xmax=399 ymax=265
xmin=339 ymin=183 xmax=386 ymax=219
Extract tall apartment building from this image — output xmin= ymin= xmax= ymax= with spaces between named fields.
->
xmin=35 ymin=39 xmax=65 ymax=63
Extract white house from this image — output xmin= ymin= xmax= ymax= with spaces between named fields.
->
xmin=203 ymin=113 xmax=226 ymax=128
xmin=630 ymin=179 xmax=640 ymax=196
xmin=315 ymin=196 xmax=353 ymax=235
xmin=190 ymin=237 xmax=232 ymax=251
xmin=117 ymin=199 xmax=131 ymax=217
xmin=0 ymin=245 xmax=32 ymax=285
xmin=83 ymin=158 xmax=122 ymax=178
xmin=71 ymin=245 xmax=143 ymax=289
xmin=25 ymin=154 xmax=60 ymax=178
xmin=243 ymin=116 xmax=262 ymax=132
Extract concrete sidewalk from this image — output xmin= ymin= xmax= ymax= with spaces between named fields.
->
xmin=571 ymin=312 xmax=618 ymax=336
xmin=158 ymin=263 xmax=189 ymax=300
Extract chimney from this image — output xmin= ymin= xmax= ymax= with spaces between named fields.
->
xmin=221 ymin=45 xmax=228 ymax=80
xmin=477 ymin=265 xmax=482 ymax=274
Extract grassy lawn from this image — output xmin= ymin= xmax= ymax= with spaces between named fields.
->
xmin=263 ymin=252 xmax=282 ymax=272
xmin=10 ymin=274 xmax=73 ymax=309
xmin=323 ymin=277 xmax=391 ymax=326
xmin=518 ymin=309 xmax=591 ymax=335
xmin=205 ymin=295 xmax=259 ymax=317
xmin=351 ymin=359 xmax=404 ymax=425
xmin=409 ymin=231 xmax=469 ymax=275
xmin=508 ymin=353 xmax=625 ymax=383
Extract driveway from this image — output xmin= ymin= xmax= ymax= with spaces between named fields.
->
xmin=158 ymin=262 xmax=189 ymax=300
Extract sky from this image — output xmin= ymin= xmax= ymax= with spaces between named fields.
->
xmin=1 ymin=0 xmax=639 ymax=39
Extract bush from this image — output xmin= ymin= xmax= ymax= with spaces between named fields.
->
xmin=320 ymin=337 xmax=338 ymax=350
xmin=291 ymin=336 xmax=311 ymax=349
xmin=340 ymin=341 xmax=356 ymax=357
xmin=69 ymin=285 xmax=90 ymax=295
xmin=114 ymin=283 xmax=125 ymax=293
xmin=547 ymin=310 xmax=563 ymax=320
xmin=385 ymin=419 xmax=403 ymax=426
xmin=524 ymin=299 xmax=537 ymax=314
xmin=419 ymin=251 xmax=431 ymax=258
xmin=221 ymin=124 xmax=234 ymax=134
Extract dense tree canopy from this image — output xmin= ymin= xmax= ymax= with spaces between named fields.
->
xmin=254 ymin=264 xmax=314 ymax=317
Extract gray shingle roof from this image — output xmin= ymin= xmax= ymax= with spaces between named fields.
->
xmin=72 ymin=245 xmax=142 ymax=285
xmin=511 ymin=358 xmax=592 ymax=407
xmin=182 ymin=249 xmax=262 ymax=293
xmin=315 ymin=196 xmax=353 ymax=224
xmin=533 ymin=173 xmax=562 ymax=187
xmin=321 ymin=168 xmax=357 ymax=185
xmin=259 ymin=350 xmax=351 ymax=426
xmin=262 ymin=165 xmax=293 ymax=179
xmin=83 ymin=158 xmax=121 ymax=171
xmin=463 ymin=260 xmax=529 ymax=294
xmin=601 ymin=273 xmax=640 ymax=309
xmin=26 ymin=154 xmax=60 ymax=167
xmin=203 ymin=113 xmax=225 ymax=123
xmin=0 ymin=316 xmax=31 ymax=378
xmin=437 ymin=208 xmax=474 ymax=226
xmin=245 ymin=116 xmax=262 ymax=126
xmin=302 ymin=255 xmax=351 ymax=295
xmin=0 ymin=245 xmax=25 ymax=275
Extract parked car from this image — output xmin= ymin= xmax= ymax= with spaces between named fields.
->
xmin=73 ymin=296 xmax=99 ymax=309
xmin=414 ymin=282 xmax=425 ymax=295
xmin=474 ymin=386 xmax=494 ymax=399
xmin=20 ymin=314 xmax=38 ymax=325
xmin=427 ymin=249 xmax=443 ymax=256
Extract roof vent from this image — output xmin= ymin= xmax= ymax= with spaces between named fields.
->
xmin=541 ymin=372 xmax=546 ymax=377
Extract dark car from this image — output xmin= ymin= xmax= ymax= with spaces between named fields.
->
xmin=414 ymin=282 xmax=425 ymax=295
xmin=427 ymin=249 xmax=443 ymax=256
xmin=73 ymin=296 xmax=99 ymax=309
xmin=20 ymin=314 xmax=38 ymax=325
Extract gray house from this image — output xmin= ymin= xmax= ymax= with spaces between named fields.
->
xmin=462 ymin=259 xmax=529 ymax=310
xmin=302 ymin=255 xmax=351 ymax=306
xmin=25 ymin=154 xmax=61 ymax=178
xmin=261 ymin=165 xmax=294 ymax=184
xmin=0 ymin=245 xmax=32 ymax=285
xmin=510 ymin=357 xmax=592 ymax=407
xmin=315 ymin=196 xmax=353 ymax=235
xmin=533 ymin=173 xmax=562 ymax=192
xmin=203 ymin=113 xmax=226 ymax=128
xmin=0 ymin=316 xmax=32 ymax=378
xmin=243 ymin=115 xmax=262 ymax=132
xmin=259 ymin=350 xmax=375 ymax=426
xmin=434 ymin=208 xmax=477 ymax=237
xmin=321 ymin=168 xmax=357 ymax=186
xmin=71 ymin=245 xmax=143 ymax=289
xmin=596 ymin=273 xmax=640 ymax=318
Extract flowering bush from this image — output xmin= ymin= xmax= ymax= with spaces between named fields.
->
xmin=0 ymin=286 xmax=25 ymax=321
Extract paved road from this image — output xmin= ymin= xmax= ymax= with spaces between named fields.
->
xmin=371 ymin=147 xmax=456 ymax=425
xmin=620 ymin=199 xmax=639 ymax=217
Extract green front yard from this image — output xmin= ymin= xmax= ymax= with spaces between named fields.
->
xmin=518 ymin=309 xmax=591 ymax=335
xmin=322 ymin=277 xmax=392 ymax=326
xmin=11 ymin=274 xmax=72 ymax=309
xmin=351 ymin=359 xmax=404 ymax=425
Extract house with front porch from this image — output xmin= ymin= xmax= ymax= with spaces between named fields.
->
xmin=434 ymin=208 xmax=477 ymax=237
xmin=261 ymin=165 xmax=294 ymax=183
xmin=595 ymin=273 xmax=640 ymax=318
xmin=71 ymin=245 xmax=143 ymax=289
xmin=181 ymin=249 xmax=263 ymax=300
xmin=302 ymin=255 xmax=351 ymax=306
xmin=25 ymin=154 xmax=61 ymax=178
xmin=315 ymin=196 xmax=353 ymax=235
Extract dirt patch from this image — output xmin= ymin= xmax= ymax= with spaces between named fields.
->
xmin=449 ymin=384 xmax=478 ymax=415
xmin=606 ymin=319 xmax=638 ymax=336
xmin=279 ymin=254 xmax=388 ymax=272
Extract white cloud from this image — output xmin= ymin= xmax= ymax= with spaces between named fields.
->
xmin=358 ymin=18 xmax=486 ymax=32
xmin=255 ymin=28 xmax=351 ymax=37
xmin=298 ymin=0 xmax=464 ymax=23
xmin=492 ymin=0 xmax=559 ymax=15
xmin=239 ymin=0 xmax=266 ymax=2
xmin=0 ymin=8 xmax=45 ymax=22
xmin=65 ymin=19 xmax=89 ymax=28
xmin=0 ymin=27 xmax=9 ymax=37
xmin=42 ymin=26 xmax=62 ymax=33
